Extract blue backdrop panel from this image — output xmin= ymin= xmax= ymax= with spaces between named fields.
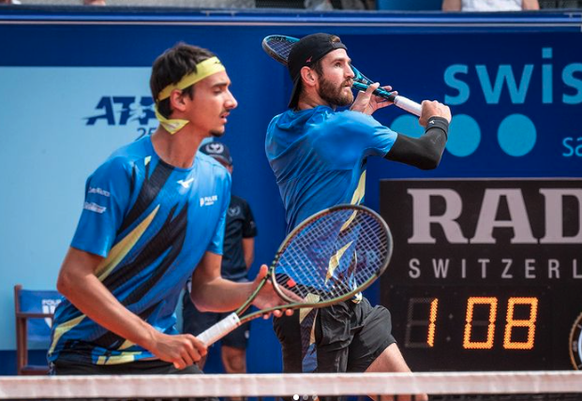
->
xmin=0 ymin=7 xmax=580 ymax=374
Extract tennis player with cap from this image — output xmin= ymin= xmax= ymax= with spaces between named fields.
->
xmin=266 ymin=33 xmax=451 ymax=400
xmin=48 ymin=42 xmax=289 ymax=376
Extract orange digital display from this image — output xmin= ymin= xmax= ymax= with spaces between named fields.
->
xmin=463 ymin=297 xmax=498 ymax=349
xmin=401 ymin=293 xmax=543 ymax=363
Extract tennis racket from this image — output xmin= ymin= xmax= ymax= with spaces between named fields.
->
xmin=262 ymin=34 xmax=422 ymax=117
xmin=196 ymin=204 xmax=392 ymax=346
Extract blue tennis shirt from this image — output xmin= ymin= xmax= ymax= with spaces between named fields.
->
xmin=266 ymin=106 xmax=397 ymax=230
xmin=48 ymin=136 xmax=231 ymax=365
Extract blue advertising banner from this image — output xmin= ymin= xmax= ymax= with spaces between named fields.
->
xmin=0 ymin=7 xmax=580 ymax=373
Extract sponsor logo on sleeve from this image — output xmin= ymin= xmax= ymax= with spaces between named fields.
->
xmin=84 ymin=202 xmax=107 ymax=214
xmin=88 ymin=187 xmax=111 ymax=197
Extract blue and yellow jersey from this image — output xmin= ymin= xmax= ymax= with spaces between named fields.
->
xmin=265 ymin=106 xmax=397 ymax=231
xmin=48 ymin=136 xmax=231 ymax=366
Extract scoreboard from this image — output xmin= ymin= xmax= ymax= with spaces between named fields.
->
xmin=380 ymin=179 xmax=582 ymax=371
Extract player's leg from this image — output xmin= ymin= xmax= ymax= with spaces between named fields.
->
xmin=347 ymin=299 xmax=427 ymax=401
xmin=221 ymin=343 xmax=246 ymax=401
xmin=365 ymin=344 xmax=427 ymax=401
xmin=365 ymin=343 xmax=411 ymax=373
xmin=273 ymin=304 xmax=351 ymax=401
xmin=221 ymin=320 xmax=250 ymax=374
xmin=221 ymin=345 xmax=246 ymax=373
xmin=273 ymin=310 xmax=313 ymax=374
xmin=274 ymin=304 xmax=351 ymax=373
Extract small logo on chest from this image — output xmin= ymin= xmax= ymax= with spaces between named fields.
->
xmin=177 ymin=178 xmax=194 ymax=189
xmin=200 ymin=195 xmax=218 ymax=207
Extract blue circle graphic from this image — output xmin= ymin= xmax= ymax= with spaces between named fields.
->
xmin=390 ymin=115 xmax=424 ymax=138
xmin=497 ymin=114 xmax=536 ymax=157
xmin=447 ymin=114 xmax=481 ymax=157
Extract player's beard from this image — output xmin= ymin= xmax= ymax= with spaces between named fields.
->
xmin=318 ymin=76 xmax=353 ymax=107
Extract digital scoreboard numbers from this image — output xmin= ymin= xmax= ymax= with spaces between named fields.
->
xmin=379 ymin=179 xmax=582 ymax=371
xmin=386 ymin=287 xmax=554 ymax=370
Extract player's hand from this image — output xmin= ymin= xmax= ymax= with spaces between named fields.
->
xmin=350 ymin=82 xmax=396 ymax=115
xmin=147 ymin=331 xmax=207 ymax=370
xmin=419 ymin=100 xmax=452 ymax=127
xmin=252 ymin=265 xmax=295 ymax=319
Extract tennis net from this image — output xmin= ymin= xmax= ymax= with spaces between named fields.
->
xmin=0 ymin=371 xmax=581 ymax=400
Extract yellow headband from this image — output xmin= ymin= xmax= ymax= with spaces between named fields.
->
xmin=155 ymin=106 xmax=189 ymax=135
xmin=157 ymin=56 xmax=225 ymax=101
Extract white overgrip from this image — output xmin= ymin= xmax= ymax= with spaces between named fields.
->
xmin=196 ymin=312 xmax=241 ymax=347
xmin=393 ymin=96 xmax=422 ymax=117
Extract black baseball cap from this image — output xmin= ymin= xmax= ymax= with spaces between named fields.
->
xmin=199 ymin=141 xmax=233 ymax=166
xmin=287 ymin=33 xmax=347 ymax=109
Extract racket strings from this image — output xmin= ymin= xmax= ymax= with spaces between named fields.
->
xmin=274 ymin=209 xmax=389 ymax=303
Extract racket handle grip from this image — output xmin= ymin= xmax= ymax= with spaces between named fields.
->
xmin=352 ymin=81 xmax=422 ymax=117
xmin=196 ymin=312 xmax=241 ymax=347
xmin=393 ymin=96 xmax=422 ymax=117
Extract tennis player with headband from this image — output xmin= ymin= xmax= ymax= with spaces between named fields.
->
xmin=266 ymin=33 xmax=452 ymax=401
xmin=48 ymin=42 xmax=290 ymax=377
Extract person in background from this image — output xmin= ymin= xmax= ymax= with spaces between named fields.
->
xmin=442 ymin=0 xmax=539 ymax=11
xmin=182 ymin=141 xmax=257 ymax=380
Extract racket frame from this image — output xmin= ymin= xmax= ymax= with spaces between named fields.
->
xmin=242 ymin=204 xmax=392 ymax=324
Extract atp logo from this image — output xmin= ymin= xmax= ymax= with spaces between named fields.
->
xmin=85 ymin=96 xmax=157 ymax=127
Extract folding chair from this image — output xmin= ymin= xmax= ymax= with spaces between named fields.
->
xmin=14 ymin=284 xmax=62 ymax=375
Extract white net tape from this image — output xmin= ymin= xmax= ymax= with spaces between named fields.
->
xmin=0 ymin=371 xmax=581 ymax=399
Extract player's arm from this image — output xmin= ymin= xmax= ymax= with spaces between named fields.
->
xmin=190 ymin=251 xmax=247 ymax=312
xmin=190 ymin=252 xmax=263 ymax=312
xmin=242 ymin=202 xmax=257 ymax=270
xmin=385 ymin=100 xmax=451 ymax=170
xmin=56 ymin=247 xmax=206 ymax=369
xmin=242 ymin=237 xmax=255 ymax=269
xmin=190 ymin=251 xmax=290 ymax=316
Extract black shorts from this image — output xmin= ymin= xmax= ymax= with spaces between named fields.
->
xmin=51 ymin=358 xmax=204 ymax=375
xmin=273 ymin=297 xmax=396 ymax=373
xmin=182 ymin=294 xmax=250 ymax=350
